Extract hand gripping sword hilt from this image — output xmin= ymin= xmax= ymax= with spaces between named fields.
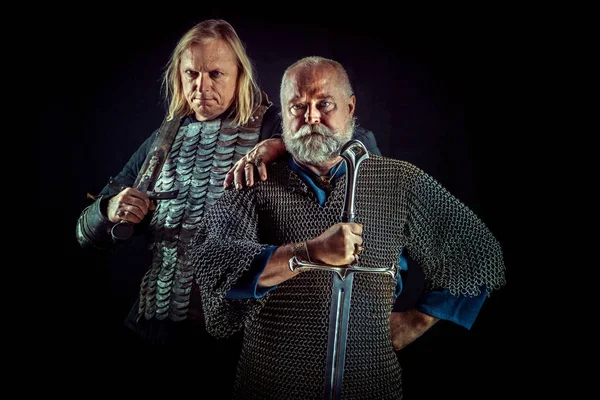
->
xmin=109 ymin=117 xmax=182 ymax=242
xmin=107 ymin=175 xmax=179 ymax=242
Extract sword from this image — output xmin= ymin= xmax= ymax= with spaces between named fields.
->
xmin=110 ymin=116 xmax=181 ymax=241
xmin=289 ymin=139 xmax=397 ymax=399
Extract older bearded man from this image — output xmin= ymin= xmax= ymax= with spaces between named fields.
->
xmin=191 ymin=56 xmax=505 ymax=399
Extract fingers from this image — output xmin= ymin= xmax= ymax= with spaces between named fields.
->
xmin=244 ymin=160 xmax=256 ymax=188
xmin=224 ymin=154 xmax=264 ymax=190
xmin=224 ymin=138 xmax=285 ymax=190
xmin=224 ymin=159 xmax=243 ymax=190
xmin=252 ymin=155 xmax=268 ymax=182
xmin=223 ymin=153 xmax=254 ymax=190
xmin=114 ymin=206 xmax=143 ymax=224
xmin=353 ymin=243 xmax=365 ymax=255
xmin=245 ymin=154 xmax=270 ymax=186
xmin=346 ymin=222 xmax=363 ymax=237
xmin=223 ymin=166 xmax=235 ymax=189
xmin=109 ymin=188 xmax=153 ymax=223
xmin=309 ymin=223 xmax=365 ymax=265
xmin=256 ymin=159 xmax=268 ymax=182
xmin=341 ymin=223 xmax=364 ymax=263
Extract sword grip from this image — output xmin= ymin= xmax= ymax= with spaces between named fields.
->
xmin=107 ymin=118 xmax=181 ymax=243
xmin=339 ymin=140 xmax=369 ymax=224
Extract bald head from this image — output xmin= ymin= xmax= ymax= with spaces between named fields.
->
xmin=280 ymin=56 xmax=353 ymax=107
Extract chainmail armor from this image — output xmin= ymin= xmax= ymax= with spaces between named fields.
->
xmin=191 ymin=155 xmax=505 ymax=399
xmin=138 ymin=105 xmax=268 ymax=322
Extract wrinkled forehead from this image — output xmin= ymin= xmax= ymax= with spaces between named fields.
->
xmin=286 ymin=64 xmax=342 ymax=100
xmin=181 ymin=38 xmax=237 ymax=66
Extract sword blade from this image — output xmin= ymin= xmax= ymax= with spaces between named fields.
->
xmin=324 ymin=272 xmax=354 ymax=400
xmin=323 ymin=139 xmax=369 ymax=399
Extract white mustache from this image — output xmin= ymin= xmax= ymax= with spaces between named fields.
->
xmin=295 ymin=124 xmax=335 ymax=138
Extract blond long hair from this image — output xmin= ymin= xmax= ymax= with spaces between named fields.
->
xmin=162 ymin=19 xmax=261 ymax=126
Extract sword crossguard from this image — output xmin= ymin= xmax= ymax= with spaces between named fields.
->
xmin=289 ymin=256 xmax=398 ymax=281
xmin=108 ymin=177 xmax=179 ymax=200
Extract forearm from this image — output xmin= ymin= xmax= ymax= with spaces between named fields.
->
xmin=257 ymin=243 xmax=301 ymax=287
xmin=75 ymin=196 xmax=116 ymax=250
xmin=389 ymin=309 xmax=439 ymax=351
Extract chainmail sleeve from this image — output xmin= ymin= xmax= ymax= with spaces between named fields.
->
xmin=402 ymin=161 xmax=506 ymax=297
xmin=191 ymin=187 xmax=270 ymax=338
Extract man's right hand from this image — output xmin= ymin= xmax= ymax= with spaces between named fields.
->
xmin=307 ymin=222 xmax=364 ymax=266
xmin=259 ymin=222 xmax=364 ymax=287
xmin=107 ymin=188 xmax=155 ymax=224
xmin=224 ymin=138 xmax=286 ymax=190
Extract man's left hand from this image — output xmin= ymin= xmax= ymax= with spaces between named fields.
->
xmin=224 ymin=138 xmax=286 ymax=190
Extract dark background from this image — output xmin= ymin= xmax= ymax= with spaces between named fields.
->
xmin=38 ymin=8 xmax=526 ymax=399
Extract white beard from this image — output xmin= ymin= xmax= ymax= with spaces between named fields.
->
xmin=282 ymin=119 xmax=355 ymax=165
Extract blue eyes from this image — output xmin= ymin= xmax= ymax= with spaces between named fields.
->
xmin=290 ymin=101 xmax=333 ymax=116
xmin=292 ymin=101 xmax=331 ymax=110
xmin=185 ymin=70 xmax=223 ymax=78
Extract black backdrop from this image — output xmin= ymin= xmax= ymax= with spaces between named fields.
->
xmin=38 ymin=8 xmax=521 ymax=399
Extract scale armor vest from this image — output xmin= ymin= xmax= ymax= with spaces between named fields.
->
xmin=138 ymin=105 xmax=268 ymax=322
xmin=191 ymin=155 xmax=506 ymax=399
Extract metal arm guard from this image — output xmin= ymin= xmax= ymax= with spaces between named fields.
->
xmin=75 ymin=195 xmax=116 ymax=250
